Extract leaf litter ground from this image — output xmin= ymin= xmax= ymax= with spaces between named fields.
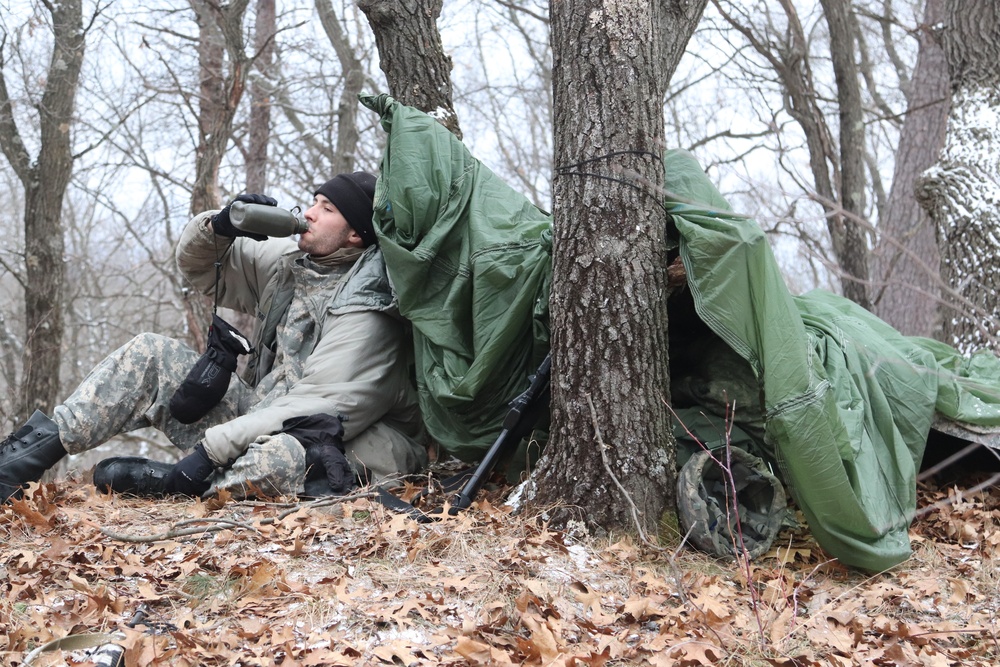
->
xmin=1 ymin=468 xmax=998 ymax=666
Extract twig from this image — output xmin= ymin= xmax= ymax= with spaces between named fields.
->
xmin=100 ymin=490 xmax=380 ymax=543
xmin=585 ymin=394 xmax=655 ymax=549
xmin=101 ymin=517 xmax=259 ymax=543
xmin=914 ymin=472 xmax=1000 ymax=519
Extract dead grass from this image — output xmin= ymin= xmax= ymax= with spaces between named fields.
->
xmin=0 ymin=470 xmax=998 ymax=666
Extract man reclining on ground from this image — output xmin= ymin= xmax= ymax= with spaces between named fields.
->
xmin=0 ymin=171 xmax=427 ymax=502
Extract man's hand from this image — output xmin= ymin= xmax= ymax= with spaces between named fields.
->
xmin=164 ymin=443 xmax=216 ymax=496
xmin=211 ymin=193 xmax=278 ymax=241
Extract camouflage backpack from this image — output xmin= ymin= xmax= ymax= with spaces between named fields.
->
xmin=676 ymin=446 xmax=789 ymax=559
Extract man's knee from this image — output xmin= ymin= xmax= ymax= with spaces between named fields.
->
xmin=209 ymin=433 xmax=307 ymax=498
xmin=345 ymin=422 xmax=428 ymax=484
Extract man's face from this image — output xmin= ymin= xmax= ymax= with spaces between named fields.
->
xmin=299 ymin=194 xmax=365 ymax=256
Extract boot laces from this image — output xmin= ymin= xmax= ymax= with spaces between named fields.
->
xmin=0 ymin=425 xmax=30 ymax=453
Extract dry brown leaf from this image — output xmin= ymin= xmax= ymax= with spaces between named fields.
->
xmin=804 ymin=617 xmax=856 ymax=653
xmin=521 ymin=613 xmax=563 ymax=663
xmin=689 ymin=587 xmax=732 ymax=623
xmin=2 ymin=475 xmax=998 ymax=666
xmin=664 ymin=639 xmax=725 ymax=665
xmin=10 ymin=495 xmax=53 ymax=528
xmin=455 ymin=636 xmax=517 ymax=666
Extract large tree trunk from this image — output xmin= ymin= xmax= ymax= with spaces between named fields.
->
xmin=915 ymin=0 xmax=1000 ymax=353
xmin=358 ymin=0 xmax=462 ymax=139
xmin=872 ymin=0 xmax=950 ymax=338
xmin=530 ymin=0 xmax=705 ymax=537
xmin=0 ymin=0 xmax=85 ymax=419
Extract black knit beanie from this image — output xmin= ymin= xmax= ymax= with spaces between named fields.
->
xmin=314 ymin=171 xmax=378 ymax=246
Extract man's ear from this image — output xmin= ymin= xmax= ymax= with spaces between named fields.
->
xmin=347 ymin=228 xmax=366 ymax=248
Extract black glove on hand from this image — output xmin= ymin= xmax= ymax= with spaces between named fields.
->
xmin=280 ymin=414 xmax=358 ymax=496
xmin=306 ymin=442 xmax=357 ymax=495
xmin=169 ymin=314 xmax=252 ymax=424
xmin=164 ymin=443 xmax=216 ymax=497
xmin=211 ymin=193 xmax=278 ymax=241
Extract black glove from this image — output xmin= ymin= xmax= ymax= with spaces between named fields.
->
xmin=169 ymin=314 xmax=252 ymax=424
xmin=211 ymin=193 xmax=278 ymax=241
xmin=279 ymin=414 xmax=358 ymax=496
xmin=164 ymin=443 xmax=216 ymax=496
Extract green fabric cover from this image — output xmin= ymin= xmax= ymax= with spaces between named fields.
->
xmin=665 ymin=149 xmax=1000 ymax=571
xmin=361 ymin=94 xmax=552 ymax=461
xmin=361 ymin=94 xmax=1000 ymax=572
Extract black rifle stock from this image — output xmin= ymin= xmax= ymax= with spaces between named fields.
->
xmin=449 ymin=353 xmax=551 ymax=513
xmin=374 ymin=353 xmax=551 ymax=520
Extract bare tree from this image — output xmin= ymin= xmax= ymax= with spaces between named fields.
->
xmin=915 ymin=0 xmax=1000 ymax=352
xmin=246 ymin=0 xmax=277 ymax=193
xmin=529 ymin=0 xmax=707 ymax=535
xmin=358 ymin=0 xmax=462 ymax=138
xmin=712 ymin=0 xmax=874 ymax=309
xmin=315 ymin=0 xmax=365 ymax=174
xmin=449 ymin=0 xmax=553 ymax=207
xmin=190 ymin=0 xmax=253 ymax=217
xmin=184 ymin=0 xmax=253 ymax=350
xmin=820 ymin=0 xmax=871 ymax=309
xmin=871 ymin=0 xmax=950 ymax=337
xmin=0 ymin=0 xmax=87 ymax=419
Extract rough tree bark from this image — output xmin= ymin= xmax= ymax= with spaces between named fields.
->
xmin=357 ymin=0 xmax=462 ymax=139
xmin=529 ymin=0 xmax=706 ymax=537
xmin=0 ymin=0 xmax=85 ymax=419
xmin=872 ymin=0 xmax=950 ymax=338
xmin=915 ymin=0 xmax=1000 ymax=352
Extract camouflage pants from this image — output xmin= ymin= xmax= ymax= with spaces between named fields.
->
xmin=53 ymin=333 xmax=307 ymax=497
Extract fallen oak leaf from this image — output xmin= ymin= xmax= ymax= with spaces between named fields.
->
xmin=621 ymin=595 xmax=669 ymax=622
xmin=520 ymin=613 xmax=563 ymax=663
xmin=688 ymin=588 xmax=732 ymax=623
xmin=455 ymin=636 xmax=518 ymax=666
xmin=770 ymin=544 xmax=813 ymax=565
xmin=573 ymin=582 xmax=618 ymax=625
xmin=8 ymin=495 xmax=53 ymax=529
xmin=664 ymin=639 xmax=726 ymax=666
xmin=576 ymin=645 xmax=612 ymax=667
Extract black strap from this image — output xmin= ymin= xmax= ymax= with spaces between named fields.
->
xmin=374 ymin=487 xmax=436 ymax=524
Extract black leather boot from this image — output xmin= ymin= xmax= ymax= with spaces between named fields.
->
xmin=93 ymin=457 xmax=175 ymax=497
xmin=0 ymin=410 xmax=68 ymax=502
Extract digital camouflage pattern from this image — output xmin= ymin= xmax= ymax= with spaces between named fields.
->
xmin=52 ymin=333 xmax=309 ymax=497
xmin=675 ymin=446 xmax=790 ymax=560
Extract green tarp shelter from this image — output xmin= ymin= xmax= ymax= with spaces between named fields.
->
xmin=362 ymin=94 xmax=552 ymax=463
xmin=362 ymin=94 xmax=1000 ymax=572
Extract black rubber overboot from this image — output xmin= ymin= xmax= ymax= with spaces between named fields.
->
xmin=0 ymin=410 xmax=68 ymax=502
xmin=93 ymin=457 xmax=175 ymax=497
xmin=302 ymin=476 xmax=335 ymax=499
